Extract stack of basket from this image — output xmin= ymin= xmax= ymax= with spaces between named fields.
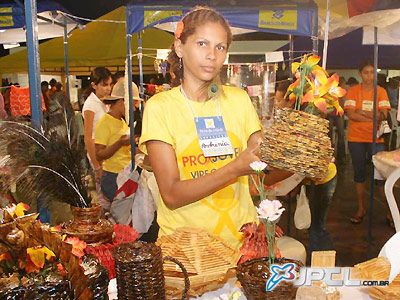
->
xmin=157 ymin=227 xmax=241 ymax=298
xmin=355 ymin=256 xmax=400 ymax=299
xmin=260 ymin=108 xmax=333 ymax=179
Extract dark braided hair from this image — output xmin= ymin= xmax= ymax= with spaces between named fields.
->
xmin=167 ymin=6 xmax=232 ymax=88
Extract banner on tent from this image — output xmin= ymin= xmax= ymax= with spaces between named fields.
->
xmin=126 ymin=4 xmax=315 ymax=37
xmin=259 ymin=9 xmax=297 ymax=30
xmin=0 ymin=7 xmax=14 ymax=28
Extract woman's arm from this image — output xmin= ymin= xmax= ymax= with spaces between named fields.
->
xmin=95 ymin=135 xmax=130 ymax=161
xmin=83 ymin=111 xmax=100 ymax=168
xmin=346 ymin=109 xmax=374 ymax=122
xmin=147 ymin=131 xmax=290 ymax=209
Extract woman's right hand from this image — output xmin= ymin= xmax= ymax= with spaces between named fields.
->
xmin=231 ymin=138 xmax=262 ymax=177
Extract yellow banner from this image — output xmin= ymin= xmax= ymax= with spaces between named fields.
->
xmin=0 ymin=7 xmax=13 ymax=28
xmin=144 ymin=10 xmax=182 ymax=27
xmin=259 ymin=9 xmax=297 ymax=30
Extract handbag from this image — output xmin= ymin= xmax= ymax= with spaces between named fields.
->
xmin=294 ymin=185 xmax=311 ymax=230
xmin=377 ymin=112 xmax=392 ymax=138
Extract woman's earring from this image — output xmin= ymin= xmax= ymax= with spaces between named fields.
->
xmin=179 ymin=57 xmax=182 ymax=69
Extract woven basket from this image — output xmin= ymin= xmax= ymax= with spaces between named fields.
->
xmin=237 ymin=257 xmax=303 ymax=300
xmin=112 ymin=241 xmax=190 ymax=300
xmin=260 ymin=108 xmax=333 ymax=179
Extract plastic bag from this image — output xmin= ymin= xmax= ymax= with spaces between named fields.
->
xmin=131 ymin=170 xmax=157 ymax=234
xmin=294 ymin=185 xmax=311 ymax=230
xmin=111 ymin=164 xmax=140 ymax=226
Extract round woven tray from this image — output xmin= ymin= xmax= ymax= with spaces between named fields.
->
xmin=237 ymin=257 xmax=303 ymax=300
xmin=260 ymin=108 xmax=333 ymax=179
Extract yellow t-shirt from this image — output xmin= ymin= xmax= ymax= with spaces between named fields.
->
xmin=95 ymin=113 xmax=131 ymax=173
xmin=304 ymin=162 xmax=337 ymax=185
xmin=139 ymin=86 xmax=262 ymax=249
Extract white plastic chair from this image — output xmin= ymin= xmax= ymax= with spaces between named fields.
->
xmin=384 ymin=168 xmax=400 ymax=232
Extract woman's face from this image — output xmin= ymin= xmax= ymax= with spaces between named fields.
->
xmin=359 ymin=65 xmax=374 ymax=86
xmin=92 ymin=77 xmax=112 ymax=98
xmin=177 ymin=21 xmax=228 ymax=85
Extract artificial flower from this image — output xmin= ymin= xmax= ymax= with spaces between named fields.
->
xmin=57 ymin=263 xmax=67 ymax=276
xmin=256 ymin=199 xmax=285 ymax=223
xmin=27 ymin=246 xmax=55 ymax=269
xmin=65 ymin=237 xmax=87 ymax=258
xmin=50 ymin=225 xmax=62 ymax=232
xmin=250 ymin=161 xmax=268 ymax=172
xmin=0 ymin=253 xmax=11 ymax=262
xmin=175 ymin=21 xmax=184 ymax=39
xmin=7 ymin=203 xmax=30 ymax=218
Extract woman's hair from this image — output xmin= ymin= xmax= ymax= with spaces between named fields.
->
xmin=83 ymin=67 xmax=112 ymax=100
xmin=168 ymin=6 xmax=232 ymax=88
xmin=359 ymin=60 xmax=374 ymax=72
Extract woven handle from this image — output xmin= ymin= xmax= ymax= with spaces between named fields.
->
xmin=163 ymin=256 xmax=190 ymax=300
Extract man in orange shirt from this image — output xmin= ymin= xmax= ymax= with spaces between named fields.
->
xmin=344 ymin=61 xmax=391 ymax=225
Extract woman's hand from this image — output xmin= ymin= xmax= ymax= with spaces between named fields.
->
xmin=118 ymin=134 xmax=130 ymax=146
xmin=231 ymin=137 xmax=262 ymax=177
xmin=94 ymin=167 xmax=103 ymax=183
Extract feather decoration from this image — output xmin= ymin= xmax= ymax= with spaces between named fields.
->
xmin=0 ymin=120 xmax=91 ymax=208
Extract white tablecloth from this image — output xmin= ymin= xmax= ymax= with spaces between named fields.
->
xmin=108 ymin=278 xmax=373 ymax=299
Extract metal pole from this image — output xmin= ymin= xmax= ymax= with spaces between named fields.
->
xmin=367 ymin=26 xmax=379 ymax=259
xmin=289 ymin=34 xmax=294 ymax=79
xmin=24 ymin=0 xmax=42 ymax=130
xmin=126 ymin=33 xmax=135 ymax=170
xmin=322 ymin=0 xmax=330 ymax=69
xmin=312 ymin=6 xmax=318 ymax=55
xmin=138 ymin=31 xmax=144 ymax=112
xmin=63 ymin=16 xmax=70 ymax=101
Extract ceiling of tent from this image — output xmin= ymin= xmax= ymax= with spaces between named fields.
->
xmin=0 ymin=6 xmax=174 ymax=74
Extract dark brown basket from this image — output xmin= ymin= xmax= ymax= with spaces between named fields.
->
xmin=237 ymin=257 xmax=303 ymax=300
xmin=111 ymin=241 xmax=190 ymax=300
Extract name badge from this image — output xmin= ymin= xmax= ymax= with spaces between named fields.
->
xmin=362 ymin=100 xmax=373 ymax=112
xmin=195 ymin=116 xmax=234 ymax=157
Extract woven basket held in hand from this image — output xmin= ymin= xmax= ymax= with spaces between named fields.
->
xmin=237 ymin=257 xmax=303 ymax=300
xmin=111 ymin=241 xmax=190 ymax=300
xmin=260 ymin=108 xmax=333 ymax=179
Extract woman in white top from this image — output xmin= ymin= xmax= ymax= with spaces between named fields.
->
xmin=82 ymin=67 xmax=113 ymax=211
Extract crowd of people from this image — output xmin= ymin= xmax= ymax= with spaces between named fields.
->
xmin=1 ymin=6 xmax=399 ymax=262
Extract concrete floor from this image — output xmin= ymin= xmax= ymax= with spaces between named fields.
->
xmin=281 ymin=155 xmax=398 ymax=267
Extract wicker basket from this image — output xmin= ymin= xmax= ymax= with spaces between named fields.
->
xmin=260 ymin=108 xmax=333 ymax=179
xmin=111 ymin=241 xmax=190 ymax=300
xmin=237 ymin=257 xmax=303 ymax=300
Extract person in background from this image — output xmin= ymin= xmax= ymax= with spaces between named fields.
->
xmin=82 ymin=67 xmax=113 ymax=214
xmin=0 ymin=93 xmax=7 ymax=119
xmin=49 ymin=78 xmax=57 ymax=96
xmin=41 ymin=81 xmax=51 ymax=113
xmin=387 ymin=77 xmax=399 ymax=110
xmin=139 ymin=6 xmax=291 ymax=249
xmin=344 ymin=60 xmax=392 ymax=227
xmin=346 ymin=77 xmax=359 ymax=88
xmin=95 ymin=79 xmax=131 ymax=203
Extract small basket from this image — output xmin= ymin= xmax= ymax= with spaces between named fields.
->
xmin=260 ymin=108 xmax=333 ymax=179
xmin=111 ymin=241 xmax=189 ymax=300
xmin=237 ymin=257 xmax=303 ymax=300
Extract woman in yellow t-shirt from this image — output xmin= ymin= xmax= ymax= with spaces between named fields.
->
xmin=95 ymin=80 xmax=131 ymax=202
xmin=139 ymin=7 xmax=290 ymax=249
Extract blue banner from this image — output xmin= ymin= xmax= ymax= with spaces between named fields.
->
xmin=126 ymin=3 xmax=316 ymax=37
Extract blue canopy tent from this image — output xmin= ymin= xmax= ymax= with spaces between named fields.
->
xmin=1 ymin=0 xmax=74 ymax=130
xmin=124 ymin=0 xmax=319 ymax=166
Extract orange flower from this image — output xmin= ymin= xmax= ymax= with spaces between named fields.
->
xmin=65 ymin=237 xmax=87 ymax=258
xmin=8 ymin=203 xmax=30 ymax=218
xmin=50 ymin=225 xmax=61 ymax=232
xmin=0 ymin=253 xmax=11 ymax=262
xmin=57 ymin=263 xmax=67 ymax=276
xmin=175 ymin=21 xmax=184 ymax=39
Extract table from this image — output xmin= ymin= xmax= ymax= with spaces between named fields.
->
xmin=108 ymin=278 xmax=373 ymax=299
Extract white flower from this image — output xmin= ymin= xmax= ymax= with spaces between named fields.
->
xmin=256 ymin=199 xmax=285 ymax=222
xmin=250 ymin=161 xmax=268 ymax=172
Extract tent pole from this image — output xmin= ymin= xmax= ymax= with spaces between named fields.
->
xmin=63 ymin=16 xmax=70 ymax=101
xmin=367 ymin=26 xmax=379 ymax=259
xmin=322 ymin=0 xmax=330 ymax=69
xmin=126 ymin=32 xmax=135 ymax=170
xmin=312 ymin=5 xmax=318 ymax=55
xmin=24 ymin=0 xmax=42 ymax=130
xmin=289 ymin=34 xmax=294 ymax=79
xmin=138 ymin=31 xmax=144 ymax=111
